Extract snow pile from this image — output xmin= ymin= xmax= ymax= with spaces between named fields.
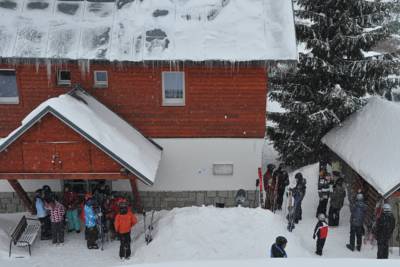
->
xmin=0 ymin=0 xmax=297 ymax=62
xmin=131 ymin=206 xmax=309 ymax=263
xmin=322 ymin=97 xmax=400 ymax=197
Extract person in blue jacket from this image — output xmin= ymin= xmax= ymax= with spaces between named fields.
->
xmin=35 ymin=189 xmax=51 ymax=240
xmin=270 ymin=236 xmax=288 ymax=258
xmin=346 ymin=193 xmax=367 ymax=251
xmin=84 ymin=197 xmax=99 ymax=249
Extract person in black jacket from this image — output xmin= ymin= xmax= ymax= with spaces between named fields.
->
xmin=270 ymin=236 xmax=287 ymax=258
xmin=273 ymin=164 xmax=289 ymax=211
xmin=375 ymin=203 xmax=396 ymax=259
xmin=346 ymin=193 xmax=366 ymax=252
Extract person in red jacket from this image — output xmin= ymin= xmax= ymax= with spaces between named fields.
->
xmin=313 ymin=213 xmax=329 ymax=256
xmin=114 ymin=200 xmax=137 ymax=260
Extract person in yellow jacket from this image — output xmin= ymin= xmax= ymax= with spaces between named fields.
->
xmin=114 ymin=200 xmax=137 ymax=260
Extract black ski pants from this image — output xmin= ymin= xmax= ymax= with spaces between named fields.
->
xmin=39 ymin=216 xmax=52 ymax=239
xmin=86 ymin=226 xmax=98 ymax=248
xmin=349 ymin=225 xmax=363 ymax=250
xmin=316 ymin=198 xmax=328 ymax=217
xmin=377 ymin=239 xmax=389 ymax=259
xmin=294 ymin=201 xmax=302 ymax=222
xmin=276 ymin=188 xmax=285 ymax=210
xmin=328 ymin=207 xmax=340 ymax=226
xmin=51 ymin=222 xmax=64 ymax=244
xmin=316 ymin=238 xmax=326 ymax=255
xmin=119 ymin=232 xmax=131 ymax=259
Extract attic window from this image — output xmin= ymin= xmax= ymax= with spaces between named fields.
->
xmin=94 ymin=71 xmax=108 ymax=88
xmin=162 ymin=71 xmax=185 ymax=106
xmin=0 ymin=70 xmax=19 ymax=104
xmin=57 ymin=70 xmax=71 ymax=86
xmin=213 ymin=163 xmax=234 ymax=176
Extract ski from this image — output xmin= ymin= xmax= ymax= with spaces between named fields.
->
xmin=286 ymin=189 xmax=295 ymax=232
xmin=272 ymin=170 xmax=279 ymax=213
xmin=145 ymin=210 xmax=155 ymax=245
xmin=257 ymin=168 xmax=264 ymax=208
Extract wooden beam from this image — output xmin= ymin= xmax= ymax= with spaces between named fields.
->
xmin=129 ymin=175 xmax=143 ymax=213
xmin=7 ymin=180 xmax=33 ymax=213
xmin=0 ymin=173 xmax=126 ymax=180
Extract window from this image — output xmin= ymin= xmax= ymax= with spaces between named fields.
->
xmin=162 ymin=71 xmax=185 ymax=106
xmin=213 ymin=163 xmax=234 ymax=176
xmin=57 ymin=70 xmax=71 ymax=86
xmin=94 ymin=71 xmax=108 ymax=88
xmin=0 ymin=70 xmax=19 ymax=104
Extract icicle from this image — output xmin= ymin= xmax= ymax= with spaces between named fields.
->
xmin=46 ymin=59 xmax=52 ymax=84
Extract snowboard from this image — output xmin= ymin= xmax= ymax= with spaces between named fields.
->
xmin=286 ymin=190 xmax=295 ymax=232
xmin=144 ymin=210 xmax=155 ymax=245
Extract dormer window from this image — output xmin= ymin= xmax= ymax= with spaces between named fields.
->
xmin=0 ymin=70 xmax=19 ymax=104
xmin=94 ymin=71 xmax=108 ymax=88
xmin=57 ymin=70 xmax=71 ymax=86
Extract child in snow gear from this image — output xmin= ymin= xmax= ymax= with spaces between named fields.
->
xmin=114 ymin=200 xmax=137 ymax=260
xmin=35 ymin=189 xmax=52 ymax=240
xmin=84 ymin=198 xmax=99 ymax=249
xmin=63 ymin=184 xmax=81 ymax=233
xmin=45 ymin=197 xmax=65 ymax=245
xmin=328 ymin=178 xmax=346 ymax=226
xmin=270 ymin=236 xmax=288 ymax=258
xmin=375 ymin=203 xmax=396 ymax=259
xmin=346 ymin=193 xmax=366 ymax=252
xmin=273 ymin=164 xmax=289 ymax=211
xmin=316 ymin=169 xmax=331 ymax=218
xmin=313 ymin=214 xmax=329 ymax=256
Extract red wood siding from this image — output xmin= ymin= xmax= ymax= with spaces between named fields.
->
xmin=0 ymin=63 xmax=267 ymax=138
xmin=0 ymin=114 xmax=121 ymax=173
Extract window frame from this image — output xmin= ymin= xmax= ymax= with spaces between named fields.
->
xmin=57 ymin=70 xmax=71 ymax=86
xmin=162 ymin=71 xmax=185 ymax=106
xmin=212 ymin=162 xmax=234 ymax=176
xmin=0 ymin=69 xmax=19 ymax=104
xmin=93 ymin=70 xmax=108 ymax=88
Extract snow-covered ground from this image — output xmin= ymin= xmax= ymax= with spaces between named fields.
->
xmin=1 ymin=163 xmax=398 ymax=267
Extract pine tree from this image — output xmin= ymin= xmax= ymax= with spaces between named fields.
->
xmin=268 ymin=0 xmax=400 ymax=168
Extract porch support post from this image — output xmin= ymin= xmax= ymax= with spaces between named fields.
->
xmin=129 ymin=175 xmax=143 ymax=213
xmin=7 ymin=179 xmax=33 ymax=213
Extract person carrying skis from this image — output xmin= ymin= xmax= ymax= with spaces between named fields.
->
xmin=273 ymin=164 xmax=289 ymax=211
xmin=375 ymin=203 xmax=396 ymax=259
xmin=346 ymin=193 xmax=366 ymax=251
xmin=63 ymin=184 xmax=81 ymax=233
xmin=114 ymin=200 xmax=137 ymax=260
xmin=270 ymin=236 xmax=288 ymax=258
xmin=292 ymin=172 xmax=306 ymax=223
xmin=84 ymin=197 xmax=99 ymax=249
xmin=316 ymin=168 xmax=331 ymax=218
xmin=313 ymin=213 xmax=329 ymax=256
xmin=45 ymin=196 xmax=65 ymax=245
xmin=328 ymin=178 xmax=346 ymax=226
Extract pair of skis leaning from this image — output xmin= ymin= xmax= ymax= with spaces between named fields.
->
xmin=143 ymin=210 xmax=155 ymax=245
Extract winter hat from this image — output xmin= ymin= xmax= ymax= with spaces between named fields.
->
xmin=356 ymin=193 xmax=364 ymax=201
xmin=276 ymin=236 xmax=287 ymax=246
xmin=318 ymin=213 xmax=326 ymax=221
xmin=295 ymin=172 xmax=303 ymax=180
xmin=383 ymin=203 xmax=392 ymax=212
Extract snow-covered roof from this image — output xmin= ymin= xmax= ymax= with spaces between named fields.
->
xmin=0 ymin=88 xmax=163 ymax=185
xmin=0 ymin=0 xmax=297 ymax=62
xmin=321 ymin=97 xmax=400 ymax=197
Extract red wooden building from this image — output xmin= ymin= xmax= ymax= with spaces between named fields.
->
xmin=0 ymin=0 xmax=297 ymax=212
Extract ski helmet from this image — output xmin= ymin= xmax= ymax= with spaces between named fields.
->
xmin=356 ymin=193 xmax=364 ymax=201
xmin=383 ymin=203 xmax=392 ymax=212
xmin=318 ymin=213 xmax=326 ymax=221
xmin=276 ymin=236 xmax=287 ymax=246
xmin=295 ymin=172 xmax=303 ymax=180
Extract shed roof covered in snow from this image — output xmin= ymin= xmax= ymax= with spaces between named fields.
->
xmin=0 ymin=88 xmax=163 ymax=186
xmin=0 ymin=0 xmax=297 ymax=62
xmin=321 ymin=97 xmax=400 ymax=198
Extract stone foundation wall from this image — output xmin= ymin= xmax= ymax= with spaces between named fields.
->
xmin=0 ymin=190 xmax=259 ymax=213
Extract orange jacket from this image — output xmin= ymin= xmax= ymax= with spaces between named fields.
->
xmin=114 ymin=211 xmax=137 ymax=234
